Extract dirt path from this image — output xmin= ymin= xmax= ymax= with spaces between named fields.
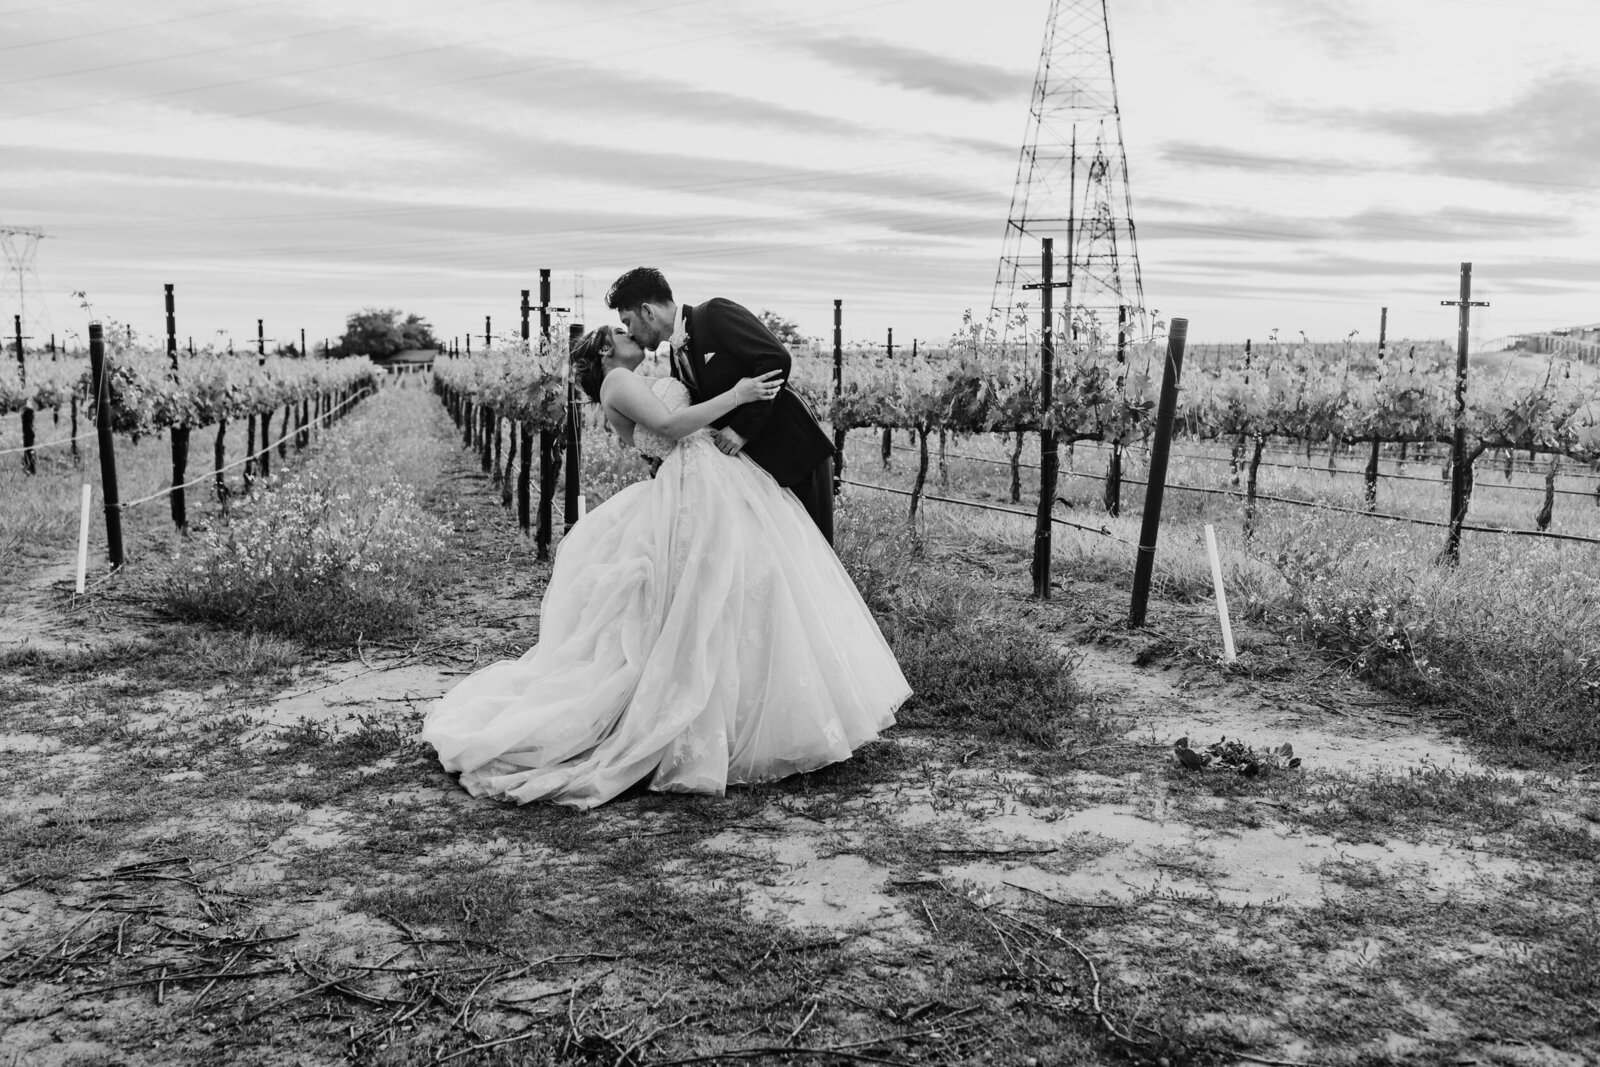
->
xmin=2 ymin=387 xmax=1596 ymax=1067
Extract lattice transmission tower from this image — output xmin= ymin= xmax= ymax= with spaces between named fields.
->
xmin=992 ymin=0 xmax=1147 ymax=347
xmin=1 ymin=225 xmax=51 ymax=352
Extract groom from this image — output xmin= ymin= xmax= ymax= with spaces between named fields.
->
xmin=606 ymin=267 xmax=837 ymax=543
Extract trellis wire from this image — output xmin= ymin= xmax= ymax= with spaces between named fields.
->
xmin=0 ymin=429 xmax=93 ymax=456
xmin=839 ymin=477 xmax=1129 ymax=544
xmin=895 ymin=438 xmax=1600 ymax=539
xmin=115 ymin=387 xmax=372 ymax=511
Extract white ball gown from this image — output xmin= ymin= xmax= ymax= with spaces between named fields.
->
xmin=420 ymin=375 xmax=910 ymax=808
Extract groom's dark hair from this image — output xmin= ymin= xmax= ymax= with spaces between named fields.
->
xmin=606 ymin=267 xmax=672 ymax=313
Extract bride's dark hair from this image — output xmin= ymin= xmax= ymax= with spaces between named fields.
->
xmin=570 ymin=327 xmax=613 ymax=404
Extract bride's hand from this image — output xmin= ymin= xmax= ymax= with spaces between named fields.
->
xmin=732 ymin=369 xmax=784 ymax=405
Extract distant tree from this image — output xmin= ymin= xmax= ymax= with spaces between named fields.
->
xmin=334 ymin=308 xmax=438 ymax=359
xmin=758 ymin=309 xmax=804 ymax=347
xmin=399 ymin=312 xmax=437 ymax=351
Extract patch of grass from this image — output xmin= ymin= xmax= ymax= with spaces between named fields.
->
xmin=837 ymin=500 xmax=1093 ymax=749
xmin=1261 ymin=510 xmax=1600 ymax=764
xmin=155 ymin=387 xmax=459 ymax=648
xmin=0 ymin=626 xmax=305 ymax=693
xmin=1295 ymin=762 xmax=1537 ymax=842
xmin=264 ymin=711 xmax=424 ymax=770
xmin=891 ymin=624 xmax=1084 ymax=746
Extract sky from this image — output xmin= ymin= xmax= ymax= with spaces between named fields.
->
xmin=2 ymin=0 xmax=1597 ymax=352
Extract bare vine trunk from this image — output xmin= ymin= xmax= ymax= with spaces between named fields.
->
xmin=1244 ymin=434 xmax=1266 ymax=538
xmin=908 ymin=425 xmax=930 ymax=526
xmin=1534 ymin=458 xmax=1557 ymax=531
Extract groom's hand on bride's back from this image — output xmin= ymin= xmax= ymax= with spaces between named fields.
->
xmin=714 ymin=427 xmax=747 ymax=456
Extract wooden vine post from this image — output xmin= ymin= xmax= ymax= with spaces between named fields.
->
xmin=13 ymin=315 xmax=33 ymax=474
xmin=241 ymin=320 xmax=262 ymax=489
xmin=1364 ymin=306 xmax=1387 ymax=510
xmin=535 ymin=270 xmax=559 ymax=561
xmin=87 ymin=322 xmax=125 ymax=568
xmin=516 ymin=292 xmax=532 ymax=534
xmin=1023 ymin=236 xmax=1070 ymax=600
xmin=564 ymin=321 xmax=583 ymax=531
xmin=68 ymin=336 xmax=80 ymax=464
xmin=1230 ymin=339 xmax=1250 ymax=486
xmin=165 ymin=284 xmax=188 ymax=530
xmin=831 ymin=299 xmax=845 ymax=491
xmin=1440 ymin=262 xmax=1488 ymax=565
xmin=1104 ymin=305 xmax=1128 ymax=517
xmin=1128 ymin=317 xmax=1189 ymax=627
xmin=881 ymin=326 xmax=894 ymax=470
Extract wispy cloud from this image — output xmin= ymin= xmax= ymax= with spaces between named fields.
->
xmin=1260 ymin=0 xmax=1384 ymax=59
xmin=1278 ymin=70 xmax=1600 ymax=190
xmin=788 ymin=33 xmax=1030 ymax=103
xmin=1157 ymin=141 xmax=1371 ymax=177
xmin=1139 ymin=205 xmax=1572 ymax=246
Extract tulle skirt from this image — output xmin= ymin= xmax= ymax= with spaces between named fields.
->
xmin=419 ymin=435 xmax=909 ymax=808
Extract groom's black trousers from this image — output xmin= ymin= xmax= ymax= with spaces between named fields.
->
xmin=789 ymin=456 xmax=835 ymax=546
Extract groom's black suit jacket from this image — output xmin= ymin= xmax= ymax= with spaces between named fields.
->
xmin=674 ymin=299 xmax=835 ymax=489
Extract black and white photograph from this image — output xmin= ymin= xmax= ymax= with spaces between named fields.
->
xmin=2 ymin=0 xmax=1598 ymax=1063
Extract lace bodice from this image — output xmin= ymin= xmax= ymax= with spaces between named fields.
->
xmin=634 ymin=376 xmax=708 ymax=460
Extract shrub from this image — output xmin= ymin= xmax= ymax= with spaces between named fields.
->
xmin=163 ymin=475 xmax=451 ymax=645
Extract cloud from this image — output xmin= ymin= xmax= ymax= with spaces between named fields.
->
xmin=1337 ymin=207 xmax=1572 ymax=242
xmin=1136 ymin=205 xmax=1573 ymax=246
xmin=1 ymin=0 xmax=881 ymax=150
xmin=945 ymin=134 xmax=1021 ymax=160
xmin=1261 ymin=0 xmax=1383 ymax=59
xmin=1157 ymin=253 xmax=1600 ymax=290
xmin=788 ymin=33 xmax=1030 ymax=103
xmin=1157 ymin=141 xmax=1370 ymax=177
xmin=1278 ymin=69 xmax=1600 ymax=190
xmin=1138 ymin=214 xmax=1326 ymax=243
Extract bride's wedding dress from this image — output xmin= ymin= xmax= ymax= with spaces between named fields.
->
xmin=421 ymin=375 xmax=909 ymax=808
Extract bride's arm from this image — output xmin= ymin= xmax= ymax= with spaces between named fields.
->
xmin=600 ymin=370 xmax=781 ymax=441
xmin=605 ymin=410 xmax=636 ymax=448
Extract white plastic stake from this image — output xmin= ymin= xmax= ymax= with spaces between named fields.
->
xmin=75 ymin=484 xmax=92 ymax=593
xmin=1204 ymin=523 xmax=1237 ymax=661
xmin=577 ymin=493 xmax=587 ymax=521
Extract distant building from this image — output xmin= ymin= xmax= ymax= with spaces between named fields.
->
xmin=1511 ymin=324 xmax=1600 ymax=363
xmin=371 ymin=347 xmax=437 ymax=374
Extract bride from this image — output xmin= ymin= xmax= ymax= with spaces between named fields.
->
xmin=419 ymin=325 xmax=910 ymax=808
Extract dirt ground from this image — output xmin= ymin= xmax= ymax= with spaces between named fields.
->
xmin=3 ymin=397 xmax=1597 ymax=1067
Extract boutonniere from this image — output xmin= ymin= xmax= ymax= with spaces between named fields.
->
xmin=668 ymin=324 xmax=689 ymax=353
